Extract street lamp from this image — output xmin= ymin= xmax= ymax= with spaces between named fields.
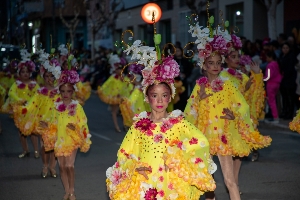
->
xmin=28 ymin=22 xmax=33 ymax=27
xmin=236 ymin=11 xmax=241 ymax=16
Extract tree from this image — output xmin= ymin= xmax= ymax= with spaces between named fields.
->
xmin=59 ymin=6 xmax=80 ymax=49
xmin=262 ymin=0 xmax=282 ymax=40
xmin=84 ymin=0 xmax=124 ymax=59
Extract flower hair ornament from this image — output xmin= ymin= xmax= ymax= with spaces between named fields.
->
xmin=239 ymin=54 xmax=252 ymax=72
xmin=57 ymin=69 xmax=80 ymax=91
xmin=128 ymin=63 xmax=144 ymax=82
xmin=58 ymin=44 xmax=78 ymax=70
xmin=108 ymin=54 xmax=127 ymax=74
xmin=17 ymin=48 xmax=36 ymax=74
xmin=37 ymin=48 xmax=62 ymax=80
xmin=122 ymin=13 xmax=180 ymax=99
xmin=188 ymin=1 xmax=241 ymax=68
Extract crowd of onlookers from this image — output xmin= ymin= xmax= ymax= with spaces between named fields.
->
xmin=77 ymin=33 xmax=300 ymax=121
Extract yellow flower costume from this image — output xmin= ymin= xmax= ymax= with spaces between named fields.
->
xmin=289 ymin=110 xmax=300 ymax=133
xmin=41 ymin=99 xmax=92 ymax=156
xmin=119 ymin=85 xmax=151 ymax=127
xmin=75 ymin=81 xmax=92 ymax=105
xmin=97 ymin=75 xmax=131 ymax=105
xmin=0 ymin=84 xmax=6 ymax=109
xmin=184 ymin=77 xmax=271 ymax=157
xmin=36 ymin=74 xmax=45 ymax=86
xmin=106 ymin=110 xmax=216 ymax=200
xmin=13 ymin=87 xmax=60 ymax=136
xmin=0 ymin=72 xmax=16 ymax=92
xmin=220 ymin=69 xmax=265 ymax=128
xmin=2 ymin=80 xmax=39 ymax=114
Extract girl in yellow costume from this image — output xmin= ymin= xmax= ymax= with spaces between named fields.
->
xmin=106 ymin=33 xmax=216 ymax=199
xmin=2 ymin=49 xmax=40 ymax=158
xmin=120 ymin=63 xmax=150 ymax=128
xmin=59 ymin=44 xmax=92 ymax=105
xmin=184 ymin=18 xmax=271 ymax=200
xmin=0 ymin=59 xmax=18 ymax=93
xmin=98 ymin=54 xmax=131 ymax=132
xmin=39 ymin=69 xmax=91 ymax=200
xmin=13 ymin=54 xmax=62 ymax=178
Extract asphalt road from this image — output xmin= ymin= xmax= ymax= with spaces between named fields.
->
xmin=0 ymin=93 xmax=300 ymax=200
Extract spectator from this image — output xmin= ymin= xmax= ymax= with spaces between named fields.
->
xmin=277 ymin=33 xmax=287 ymax=46
xmin=269 ymin=40 xmax=281 ymax=58
xmin=279 ymin=42 xmax=298 ymax=119
xmin=295 ymin=54 xmax=300 ymax=109
xmin=264 ymin=51 xmax=282 ymax=123
xmin=242 ymin=40 xmax=255 ymax=57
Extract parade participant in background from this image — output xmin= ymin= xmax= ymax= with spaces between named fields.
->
xmin=58 ymin=44 xmax=91 ymax=105
xmin=13 ymin=48 xmax=61 ymax=178
xmin=2 ymin=49 xmax=40 ymax=158
xmin=106 ymin=28 xmax=216 ymax=200
xmin=39 ymin=69 xmax=91 ymax=200
xmin=264 ymin=51 xmax=282 ymax=124
xmin=97 ymin=54 xmax=131 ymax=132
xmin=0 ymin=58 xmax=18 ymax=92
xmin=119 ymin=63 xmax=150 ymax=129
xmin=185 ymin=14 xmax=271 ymax=200
xmin=220 ymin=28 xmax=265 ymax=164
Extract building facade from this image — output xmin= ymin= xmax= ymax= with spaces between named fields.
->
xmin=113 ymin=0 xmax=284 ymax=47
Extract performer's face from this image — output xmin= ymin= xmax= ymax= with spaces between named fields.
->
xmin=146 ymin=83 xmax=171 ymax=112
xmin=44 ymin=71 xmax=55 ymax=87
xmin=203 ymin=54 xmax=222 ymax=76
xmin=225 ymin=50 xmax=240 ymax=69
xmin=59 ymin=84 xmax=74 ymax=101
xmin=19 ymin=67 xmax=31 ymax=80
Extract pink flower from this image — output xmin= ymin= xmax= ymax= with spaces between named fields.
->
xmin=135 ymin=118 xmax=156 ymax=136
xmin=210 ymin=77 xmax=224 ymax=92
xmin=154 ymin=134 xmax=164 ymax=143
xmin=115 ymin=162 xmax=120 ymax=168
xmin=221 ymin=134 xmax=228 ymax=144
xmin=231 ymin=34 xmax=242 ymax=49
xmin=158 ymin=190 xmax=165 ymax=197
xmin=17 ymin=82 xmax=26 ymax=89
xmin=144 ymin=188 xmax=158 ymax=200
xmin=177 ymin=141 xmax=183 ymax=150
xmin=39 ymin=87 xmax=48 ymax=95
xmin=158 ymin=56 xmax=180 ymax=80
xmin=196 ymin=77 xmax=208 ymax=86
xmin=195 ymin=157 xmax=203 ymax=164
xmin=28 ymin=82 xmax=36 ymax=90
xmin=55 ymin=97 xmax=61 ymax=102
xmin=68 ymin=109 xmax=76 ymax=116
xmin=158 ymin=166 xmax=164 ymax=172
xmin=68 ymin=103 xmax=77 ymax=110
xmin=189 ymin=137 xmax=198 ymax=145
xmin=227 ymin=68 xmax=236 ymax=75
xmin=111 ymin=169 xmax=123 ymax=185
xmin=239 ymin=55 xmax=252 ymax=66
xmin=168 ymin=183 xmax=174 ymax=190
xmin=49 ymin=89 xmax=58 ymax=98
xmin=165 ymin=138 xmax=169 ymax=144
xmin=211 ymin=35 xmax=228 ymax=55
xmin=161 ymin=119 xmax=173 ymax=133
xmin=57 ymin=103 xmax=66 ymax=112
xmin=158 ymin=176 xmax=164 ymax=182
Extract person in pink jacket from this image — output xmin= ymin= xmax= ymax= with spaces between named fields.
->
xmin=264 ymin=51 xmax=283 ymax=123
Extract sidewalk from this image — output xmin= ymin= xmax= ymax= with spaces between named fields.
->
xmin=258 ymin=119 xmax=291 ymax=130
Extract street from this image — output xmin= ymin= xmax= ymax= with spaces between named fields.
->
xmin=0 ymin=93 xmax=300 ymax=200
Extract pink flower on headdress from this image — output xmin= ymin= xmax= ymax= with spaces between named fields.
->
xmin=57 ymin=103 xmax=66 ymax=112
xmin=239 ymin=55 xmax=252 ymax=66
xmin=231 ymin=34 xmax=242 ymax=49
xmin=50 ymin=59 xmax=60 ymax=67
xmin=211 ymin=35 xmax=228 ymax=55
xmin=58 ymin=70 xmax=80 ymax=86
xmin=144 ymin=188 xmax=158 ymax=200
xmin=142 ymin=68 xmax=156 ymax=87
xmin=158 ymin=56 xmax=180 ymax=80
xmin=129 ymin=63 xmax=144 ymax=75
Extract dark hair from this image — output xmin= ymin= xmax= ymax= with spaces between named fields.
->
xmin=146 ymin=82 xmax=172 ymax=96
xmin=278 ymin=33 xmax=287 ymax=41
xmin=282 ymin=42 xmax=291 ymax=50
xmin=266 ymin=50 xmax=277 ymax=61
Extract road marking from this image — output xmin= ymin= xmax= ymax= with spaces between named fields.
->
xmin=90 ymin=131 xmax=112 ymax=141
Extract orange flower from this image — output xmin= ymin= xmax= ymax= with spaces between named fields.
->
xmin=22 ymin=108 xmax=27 ymax=114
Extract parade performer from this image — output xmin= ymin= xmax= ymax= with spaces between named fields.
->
xmin=13 ymin=49 xmax=61 ymax=178
xmin=58 ymin=44 xmax=91 ymax=105
xmin=2 ymin=49 xmax=40 ymax=158
xmin=97 ymin=54 xmax=131 ymax=132
xmin=106 ymin=20 xmax=217 ymax=199
xmin=0 ymin=58 xmax=18 ymax=92
xmin=119 ymin=63 xmax=150 ymax=128
xmin=39 ymin=69 xmax=92 ymax=200
xmin=184 ymin=13 xmax=271 ymax=200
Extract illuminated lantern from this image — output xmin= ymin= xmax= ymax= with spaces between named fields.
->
xmin=141 ymin=3 xmax=162 ymax=24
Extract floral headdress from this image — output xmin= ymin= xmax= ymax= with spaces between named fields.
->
xmin=239 ymin=54 xmax=252 ymax=71
xmin=128 ymin=63 xmax=144 ymax=82
xmin=57 ymin=69 xmax=80 ymax=91
xmin=58 ymin=44 xmax=78 ymax=70
xmin=123 ymin=15 xmax=180 ymax=98
xmin=37 ymin=48 xmax=62 ymax=80
xmin=17 ymin=49 xmax=36 ymax=74
xmin=188 ymin=1 xmax=241 ymax=68
xmin=108 ymin=54 xmax=127 ymax=74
